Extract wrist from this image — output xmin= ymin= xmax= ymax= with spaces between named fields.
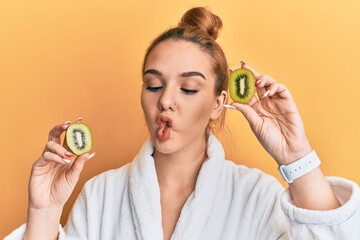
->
xmin=288 ymin=167 xmax=341 ymax=210
xmin=24 ymin=207 xmax=63 ymax=240
xmin=278 ymin=150 xmax=320 ymax=183
xmin=278 ymin=142 xmax=312 ymax=165
xmin=27 ymin=205 xmax=63 ymax=216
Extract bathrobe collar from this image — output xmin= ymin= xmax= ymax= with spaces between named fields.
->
xmin=128 ymin=134 xmax=225 ymax=240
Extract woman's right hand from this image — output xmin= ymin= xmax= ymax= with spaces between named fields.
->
xmin=24 ymin=118 xmax=95 ymax=240
xmin=29 ymin=118 xmax=95 ymax=210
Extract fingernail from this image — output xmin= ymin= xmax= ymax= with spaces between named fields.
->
xmin=63 ymin=121 xmax=71 ymax=125
xmin=76 ymin=117 xmax=83 ymax=122
xmin=240 ymin=60 xmax=247 ymax=66
xmin=224 ymin=104 xmax=236 ymax=110
xmin=256 ymin=80 xmax=262 ymax=87
xmin=65 ymin=152 xmax=74 ymax=157
xmin=86 ymin=152 xmax=96 ymax=160
xmin=64 ymin=159 xmax=72 ymax=163
xmin=263 ymin=90 xmax=270 ymax=98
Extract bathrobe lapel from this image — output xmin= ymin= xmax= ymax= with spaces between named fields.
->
xmin=171 ymin=135 xmax=224 ymax=239
xmin=128 ymin=138 xmax=163 ymax=239
xmin=128 ymin=135 xmax=225 ymax=240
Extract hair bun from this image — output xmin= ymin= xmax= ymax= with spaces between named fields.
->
xmin=179 ymin=7 xmax=223 ymax=40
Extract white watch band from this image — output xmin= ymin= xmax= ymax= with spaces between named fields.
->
xmin=278 ymin=151 xmax=321 ymax=183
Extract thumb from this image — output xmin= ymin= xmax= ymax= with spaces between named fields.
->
xmin=68 ymin=152 xmax=95 ymax=181
xmin=231 ymin=102 xmax=262 ymax=130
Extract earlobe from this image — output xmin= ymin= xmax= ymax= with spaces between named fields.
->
xmin=210 ymin=90 xmax=227 ymax=120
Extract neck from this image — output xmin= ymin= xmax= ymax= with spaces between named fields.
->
xmin=153 ymin=134 xmax=208 ymax=190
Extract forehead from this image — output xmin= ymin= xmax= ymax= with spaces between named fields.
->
xmin=144 ymin=40 xmax=213 ymax=76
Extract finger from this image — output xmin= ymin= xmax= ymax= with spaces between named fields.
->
xmin=230 ymin=102 xmax=262 ymax=130
xmin=240 ymin=60 xmax=261 ymax=78
xmin=247 ymin=95 xmax=258 ymax=107
xmin=67 ymin=152 xmax=95 ymax=181
xmin=255 ymin=75 xmax=276 ymax=97
xmin=46 ymin=141 xmax=75 ymax=159
xmin=48 ymin=121 xmax=72 ymax=144
xmin=260 ymin=83 xmax=293 ymax=100
xmin=40 ymin=151 xmax=72 ymax=165
xmin=75 ymin=117 xmax=83 ymax=123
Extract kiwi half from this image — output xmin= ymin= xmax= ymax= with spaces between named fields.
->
xmin=229 ymin=68 xmax=256 ymax=104
xmin=66 ymin=123 xmax=92 ymax=155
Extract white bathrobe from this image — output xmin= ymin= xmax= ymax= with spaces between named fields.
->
xmin=5 ymin=135 xmax=360 ymax=239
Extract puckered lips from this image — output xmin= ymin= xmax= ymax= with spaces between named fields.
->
xmin=156 ymin=115 xmax=173 ymax=141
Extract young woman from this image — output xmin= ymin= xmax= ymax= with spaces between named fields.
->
xmin=6 ymin=7 xmax=360 ymax=240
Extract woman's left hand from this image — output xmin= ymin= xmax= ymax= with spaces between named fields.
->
xmin=231 ymin=61 xmax=312 ymax=166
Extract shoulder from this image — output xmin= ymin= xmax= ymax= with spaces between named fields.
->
xmin=222 ymin=159 xmax=284 ymax=194
xmin=209 ymin=135 xmax=283 ymax=190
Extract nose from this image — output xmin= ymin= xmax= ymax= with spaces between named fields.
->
xmin=158 ymin=86 xmax=176 ymax=111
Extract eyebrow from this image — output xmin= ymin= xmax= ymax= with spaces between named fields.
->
xmin=143 ymin=69 xmax=161 ymax=76
xmin=181 ymin=71 xmax=206 ymax=80
xmin=143 ymin=69 xmax=206 ymax=80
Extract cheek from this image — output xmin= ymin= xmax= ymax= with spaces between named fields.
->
xmin=182 ymin=96 xmax=215 ymax=128
xmin=140 ymin=91 xmax=147 ymax=114
xmin=140 ymin=90 xmax=146 ymax=111
xmin=141 ymin=91 xmax=156 ymax=125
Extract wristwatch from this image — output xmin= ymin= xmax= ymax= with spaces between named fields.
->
xmin=278 ymin=150 xmax=321 ymax=183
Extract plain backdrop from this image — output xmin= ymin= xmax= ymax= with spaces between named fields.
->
xmin=1 ymin=0 xmax=359 ymax=237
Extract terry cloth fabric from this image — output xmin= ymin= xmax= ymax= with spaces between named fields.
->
xmin=5 ymin=135 xmax=360 ymax=239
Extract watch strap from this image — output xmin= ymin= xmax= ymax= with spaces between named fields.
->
xmin=278 ymin=151 xmax=321 ymax=183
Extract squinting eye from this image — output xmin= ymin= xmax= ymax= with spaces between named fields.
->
xmin=145 ymin=86 xmax=163 ymax=92
xmin=181 ymin=88 xmax=199 ymax=95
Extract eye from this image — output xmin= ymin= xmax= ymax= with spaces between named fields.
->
xmin=181 ymin=88 xmax=199 ymax=95
xmin=145 ymin=86 xmax=163 ymax=92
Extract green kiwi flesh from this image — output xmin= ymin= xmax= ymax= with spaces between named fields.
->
xmin=229 ymin=68 xmax=256 ymax=104
xmin=66 ymin=123 xmax=92 ymax=155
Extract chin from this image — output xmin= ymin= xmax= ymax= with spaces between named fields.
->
xmin=151 ymin=136 xmax=178 ymax=155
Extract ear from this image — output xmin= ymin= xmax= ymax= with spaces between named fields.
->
xmin=210 ymin=90 xmax=227 ymax=120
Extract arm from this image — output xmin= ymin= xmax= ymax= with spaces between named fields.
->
xmin=255 ymin=174 xmax=360 ymax=240
xmin=24 ymin=207 xmax=63 ymax=240
xmin=289 ymin=166 xmax=340 ymax=210
xmin=8 ymin=118 xmax=95 ymax=240
xmin=230 ymin=61 xmax=340 ymax=210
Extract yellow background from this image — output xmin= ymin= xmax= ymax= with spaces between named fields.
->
xmin=1 ymin=0 xmax=359 ymax=237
